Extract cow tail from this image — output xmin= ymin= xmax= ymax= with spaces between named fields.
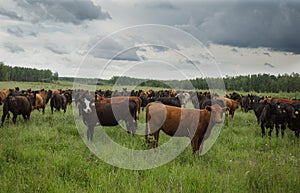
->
xmin=259 ymin=105 xmax=268 ymax=125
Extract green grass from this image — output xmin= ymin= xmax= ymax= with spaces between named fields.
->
xmin=0 ymin=101 xmax=299 ymax=193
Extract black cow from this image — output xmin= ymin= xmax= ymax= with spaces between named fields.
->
xmin=147 ymin=97 xmax=181 ymax=107
xmin=62 ymin=90 xmax=73 ymax=105
xmin=240 ymin=95 xmax=251 ymax=112
xmin=273 ymin=103 xmax=296 ymax=137
xmin=50 ymin=94 xmax=67 ymax=113
xmin=259 ymin=102 xmax=280 ymax=137
xmin=289 ymin=102 xmax=300 ymax=137
xmin=1 ymin=95 xmax=32 ymax=126
xmin=78 ymin=93 xmax=137 ymax=141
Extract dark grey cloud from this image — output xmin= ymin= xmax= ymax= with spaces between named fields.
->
xmin=3 ymin=43 xmax=25 ymax=53
xmin=14 ymin=0 xmax=111 ymax=25
xmin=178 ymin=1 xmax=300 ymax=54
xmin=7 ymin=27 xmax=23 ymax=37
xmin=231 ymin=48 xmax=238 ymax=53
xmin=45 ymin=46 xmax=68 ymax=55
xmin=145 ymin=1 xmax=178 ymax=10
xmin=0 ymin=7 xmax=23 ymax=20
xmin=87 ymin=37 xmax=141 ymax=61
xmin=264 ymin=62 xmax=275 ymax=68
xmin=151 ymin=45 xmax=169 ymax=52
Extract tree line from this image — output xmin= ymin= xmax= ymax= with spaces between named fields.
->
xmin=189 ymin=73 xmax=300 ymax=92
xmin=0 ymin=63 xmax=58 ymax=82
xmin=1 ymin=61 xmax=298 ymax=93
xmin=105 ymin=74 xmax=300 ymax=93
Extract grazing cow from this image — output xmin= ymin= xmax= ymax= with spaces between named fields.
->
xmin=145 ymin=103 xmax=225 ymax=154
xmin=175 ymin=92 xmax=191 ymax=108
xmin=50 ymin=94 xmax=67 ymax=113
xmin=78 ymin=93 xmax=137 ymax=141
xmin=1 ymin=95 xmax=32 ymax=126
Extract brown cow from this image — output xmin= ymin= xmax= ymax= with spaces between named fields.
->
xmin=1 ymin=95 xmax=32 ymax=126
xmin=268 ymin=97 xmax=300 ymax=104
xmin=96 ymin=95 xmax=141 ymax=120
xmin=224 ymin=98 xmax=240 ymax=118
xmin=0 ymin=89 xmax=10 ymax=105
xmin=29 ymin=90 xmax=46 ymax=113
xmin=145 ymin=103 xmax=225 ymax=154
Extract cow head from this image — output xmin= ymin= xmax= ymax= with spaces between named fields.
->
xmin=206 ymin=104 xmax=226 ymax=123
xmin=79 ymin=94 xmax=95 ymax=114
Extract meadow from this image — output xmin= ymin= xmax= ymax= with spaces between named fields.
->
xmin=0 ymin=81 xmax=299 ymax=193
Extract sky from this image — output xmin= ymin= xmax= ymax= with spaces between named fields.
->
xmin=0 ymin=0 xmax=300 ymax=80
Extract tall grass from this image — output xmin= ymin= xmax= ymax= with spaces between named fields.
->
xmin=0 ymin=98 xmax=299 ymax=192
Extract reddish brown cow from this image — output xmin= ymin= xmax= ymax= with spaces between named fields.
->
xmin=224 ymin=98 xmax=240 ymax=118
xmin=145 ymin=103 xmax=225 ymax=154
xmin=29 ymin=90 xmax=46 ymax=113
xmin=0 ymin=89 xmax=10 ymax=105
xmin=96 ymin=95 xmax=142 ymax=120
xmin=268 ymin=97 xmax=300 ymax=104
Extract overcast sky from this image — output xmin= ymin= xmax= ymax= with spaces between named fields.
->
xmin=0 ymin=0 xmax=299 ymax=80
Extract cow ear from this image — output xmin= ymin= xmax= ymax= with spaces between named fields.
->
xmin=205 ymin=106 xmax=212 ymax=111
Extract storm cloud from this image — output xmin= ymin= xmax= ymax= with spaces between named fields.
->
xmin=177 ymin=1 xmax=300 ymax=54
xmin=4 ymin=0 xmax=111 ymax=25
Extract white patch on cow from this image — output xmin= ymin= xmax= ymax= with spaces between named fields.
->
xmin=83 ymin=98 xmax=92 ymax=113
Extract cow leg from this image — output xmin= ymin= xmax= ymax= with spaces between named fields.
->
xmin=51 ymin=106 xmax=54 ymax=114
xmin=87 ymin=126 xmax=94 ymax=141
xmin=152 ymin=131 xmax=160 ymax=148
xmin=261 ymin=124 xmax=265 ymax=137
xmin=191 ymin=135 xmax=201 ymax=154
xmin=275 ymin=125 xmax=279 ymax=137
xmin=12 ymin=114 xmax=17 ymax=124
xmin=42 ymin=106 xmax=45 ymax=114
xmin=295 ymin=129 xmax=300 ymax=138
xmin=1 ymin=111 xmax=8 ymax=126
xmin=268 ymin=126 xmax=273 ymax=137
xmin=281 ymin=124 xmax=286 ymax=138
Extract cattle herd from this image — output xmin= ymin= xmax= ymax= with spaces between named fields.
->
xmin=0 ymin=87 xmax=299 ymax=154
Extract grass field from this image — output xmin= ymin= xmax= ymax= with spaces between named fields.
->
xmin=0 ymin=81 xmax=299 ymax=192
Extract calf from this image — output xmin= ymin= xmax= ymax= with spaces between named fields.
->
xmin=1 ymin=96 xmax=32 ymax=126
xmin=145 ymin=103 xmax=225 ymax=154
